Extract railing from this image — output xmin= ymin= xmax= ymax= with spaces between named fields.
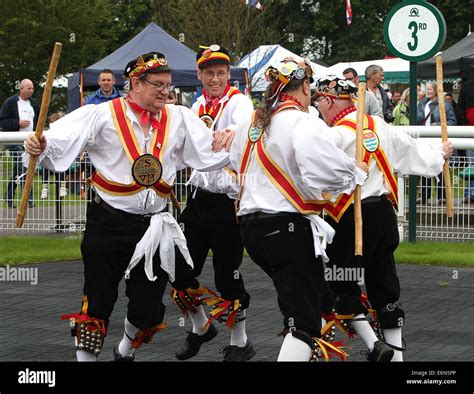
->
xmin=1 ymin=125 xmax=474 ymax=240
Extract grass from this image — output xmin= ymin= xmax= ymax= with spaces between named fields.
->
xmin=1 ymin=236 xmax=474 ymax=268
xmin=395 ymin=241 xmax=474 ymax=267
xmin=0 ymin=236 xmax=82 ymax=266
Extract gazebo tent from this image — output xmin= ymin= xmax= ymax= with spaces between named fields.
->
xmin=324 ymin=57 xmax=410 ymax=83
xmin=67 ymin=22 xmax=248 ymax=111
xmin=237 ymin=45 xmax=329 ymax=92
xmin=418 ymin=33 xmax=474 ymax=81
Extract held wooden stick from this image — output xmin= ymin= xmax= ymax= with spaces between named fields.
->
xmin=354 ymin=82 xmax=366 ymax=256
xmin=435 ymin=56 xmax=454 ymax=218
xmin=16 ymin=42 xmax=62 ymax=228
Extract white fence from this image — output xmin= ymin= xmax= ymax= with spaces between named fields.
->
xmin=1 ymin=125 xmax=474 ymax=240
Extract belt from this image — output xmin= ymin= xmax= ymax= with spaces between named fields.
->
xmin=195 ymin=188 xmax=232 ymax=202
xmin=93 ymin=195 xmax=153 ymax=222
xmin=239 ymin=211 xmax=300 ymax=224
xmin=361 ymin=195 xmax=387 ymax=205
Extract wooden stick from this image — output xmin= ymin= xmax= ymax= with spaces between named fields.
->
xmin=354 ymin=83 xmax=366 ymax=256
xmin=435 ymin=56 xmax=454 ymax=218
xmin=16 ymin=42 xmax=62 ymax=228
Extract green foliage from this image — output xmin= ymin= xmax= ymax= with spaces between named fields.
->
xmin=0 ymin=0 xmax=471 ymax=112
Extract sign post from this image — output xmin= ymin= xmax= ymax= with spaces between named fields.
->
xmin=384 ymin=0 xmax=446 ymax=243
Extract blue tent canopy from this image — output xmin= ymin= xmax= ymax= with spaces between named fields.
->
xmin=68 ymin=22 xmax=248 ymax=111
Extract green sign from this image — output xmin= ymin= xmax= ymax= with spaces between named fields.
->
xmin=384 ymin=0 xmax=446 ymax=62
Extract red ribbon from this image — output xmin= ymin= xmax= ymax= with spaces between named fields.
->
xmin=126 ymin=97 xmax=161 ymax=129
xmin=203 ymin=84 xmax=231 ymax=109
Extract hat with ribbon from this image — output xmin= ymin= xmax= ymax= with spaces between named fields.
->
xmin=196 ymin=45 xmax=231 ymax=68
xmin=314 ymin=75 xmax=358 ymax=100
xmin=123 ymin=52 xmax=173 ymax=79
xmin=265 ymin=57 xmax=314 ymax=108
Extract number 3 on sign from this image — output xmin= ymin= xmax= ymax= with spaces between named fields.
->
xmin=407 ymin=21 xmax=418 ymax=51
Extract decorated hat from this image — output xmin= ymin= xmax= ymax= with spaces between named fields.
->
xmin=123 ymin=52 xmax=173 ymax=79
xmin=315 ymin=75 xmax=358 ymax=100
xmin=196 ymin=45 xmax=231 ymax=68
xmin=265 ymin=57 xmax=314 ymax=102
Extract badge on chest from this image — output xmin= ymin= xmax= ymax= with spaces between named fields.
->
xmin=132 ymin=154 xmax=163 ymax=187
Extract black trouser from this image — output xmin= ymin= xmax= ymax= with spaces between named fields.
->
xmin=240 ymin=213 xmax=324 ymax=338
xmin=80 ymin=201 xmax=168 ymax=329
xmin=172 ymin=188 xmax=246 ymax=302
xmin=324 ymin=197 xmax=402 ymax=319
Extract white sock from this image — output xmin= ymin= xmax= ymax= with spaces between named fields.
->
xmin=383 ymin=328 xmax=403 ymax=362
xmin=230 ymin=309 xmax=247 ymax=347
xmin=190 ymin=305 xmax=209 ymax=335
xmin=277 ymin=333 xmax=312 ymax=361
xmin=118 ymin=317 xmax=139 ymax=357
xmin=75 ymin=337 xmax=97 ymax=362
xmin=350 ymin=313 xmax=378 ymax=351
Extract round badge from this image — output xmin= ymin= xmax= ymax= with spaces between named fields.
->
xmin=200 ymin=114 xmax=214 ymax=129
xmin=278 ymin=62 xmax=296 ymax=76
xmin=294 ymin=67 xmax=306 ymax=80
xmin=209 ymin=44 xmax=221 ymax=52
xmin=248 ymin=126 xmax=263 ymax=143
xmin=202 ymin=49 xmax=212 ymax=58
xmin=132 ymin=154 xmax=163 ymax=187
xmin=362 ymin=129 xmax=379 ymax=152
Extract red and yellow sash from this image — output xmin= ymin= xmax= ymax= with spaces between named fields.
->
xmin=198 ymin=86 xmax=242 ymax=129
xmin=323 ymin=114 xmax=398 ymax=222
xmin=90 ymin=97 xmax=173 ymax=198
xmin=237 ymin=104 xmax=326 ymax=214
xmin=198 ymin=87 xmax=241 ymax=179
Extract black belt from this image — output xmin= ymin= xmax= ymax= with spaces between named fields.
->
xmin=195 ymin=188 xmax=232 ymax=202
xmin=93 ymin=195 xmax=153 ymax=222
xmin=239 ymin=211 xmax=300 ymax=224
xmin=362 ymin=195 xmax=387 ymax=205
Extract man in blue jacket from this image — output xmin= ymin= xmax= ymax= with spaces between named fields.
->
xmin=1 ymin=79 xmax=38 ymax=208
xmin=83 ymin=69 xmax=121 ymax=105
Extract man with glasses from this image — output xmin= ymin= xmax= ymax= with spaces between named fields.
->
xmin=342 ymin=68 xmax=382 ymax=118
xmin=24 ymin=52 xmax=236 ymax=362
xmin=315 ymin=75 xmax=452 ymax=362
xmin=170 ymin=45 xmax=255 ymax=362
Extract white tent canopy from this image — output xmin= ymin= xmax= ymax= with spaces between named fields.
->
xmin=237 ymin=44 xmax=328 ymax=92
xmin=324 ymin=57 xmax=410 ymax=83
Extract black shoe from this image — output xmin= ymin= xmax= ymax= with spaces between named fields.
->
xmin=221 ymin=340 xmax=256 ymax=362
xmin=6 ymin=201 xmax=15 ymax=208
xmin=28 ymin=201 xmax=34 ymax=208
xmin=175 ymin=323 xmax=218 ymax=360
xmin=366 ymin=340 xmax=394 ymax=362
xmin=113 ymin=346 xmax=135 ymax=362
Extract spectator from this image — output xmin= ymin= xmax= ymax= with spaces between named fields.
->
xmin=417 ymin=88 xmax=426 ymax=103
xmin=365 ymin=65 xmax=393 ymax=123
xmin=343 ymin=67 xmax=382 ymax=117
xmin=393 ymin=88 xmax=410 ymax=126
xmin=83 ymin=69 xmax=121 ymax=105
xmin=1 ymin=79 xmax=37 ymax=208
xmin=166 ymin=90 xmax=178 ymax=104
xmin=391 ymin=90 xmax=401 ymax=108
xmin=417 ymin=82 xmax=457 ymax=204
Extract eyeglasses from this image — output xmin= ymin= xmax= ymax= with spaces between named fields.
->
xmin=202 ymin=71 xmax=228 ymax=80
xmin=142 ymin=78 xmax=174 ymax=92
xmin=313 ymin=95 xmax=327 ymax=108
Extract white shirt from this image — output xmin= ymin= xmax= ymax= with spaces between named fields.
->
xmin=230 ymin=109 xmax=366 ymax=216
xmin=189 ymin=92 xmax=254 ymax=198
xmin=26 ymin=101 xmax=230 ymax=214
xmin=331 ymin=110 xmax=445 ymax=200
xmin=17 ymin=98 xmax=34 ymax=131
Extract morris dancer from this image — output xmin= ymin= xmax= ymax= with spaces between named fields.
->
xmin=315 ymin=75 xmax=453 ymax=362
xmin=24 ymin=52 xmax=235 ymax=362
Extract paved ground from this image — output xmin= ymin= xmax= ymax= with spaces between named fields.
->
xmin=0 ymin=257 xmax=473 ymax=362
